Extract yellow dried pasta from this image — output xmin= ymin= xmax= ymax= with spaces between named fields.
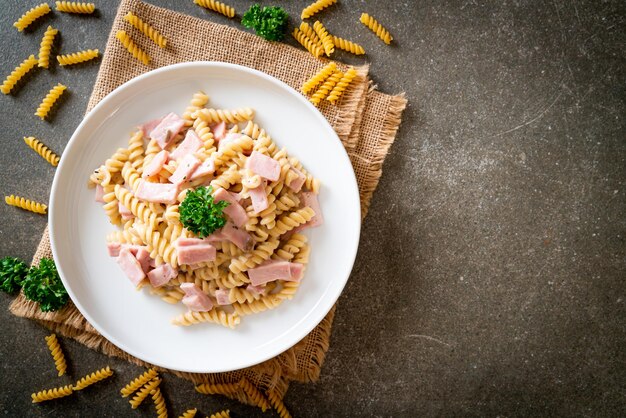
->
xmin=209 ymin=410 xmax=231 ymax=418
xmin=57 ymin=49 xmax=99 ymax=66
xmin=44 ymin=334 xmax=67 ymax=376
xmin=360 ymin=13 xmax=393 ymax=44
xmin=301 ymin=62 xmax=337 ymax=94
xmin=14 ymin=3 xmax=51 ymax=32
xmin=151 ymin=387 xmax=167 ymax=418
xmin=5 ymin=195 xmax=47 ymax=214
xmin=332 ymin=35 xmax=365 ymax=55
xmin=179 ymin=408 xmax=198 ymax=418
xmin=24 ymin=136 xmax=60 ymax=167
xmin=38 ymin=26 xmax=59 ymax=69
xmin=327 ymin=67 xmax=358 ymax=104
xmin=301 ymin=0 xmax=337 ymax=19
xmin=267 ymin=390 xmax=293 ymax=418
xmin=239 ymin=377 xmax=270 ymax=411
xmin=120 ymin=368 xmax=159 ymax=397
xmin=313 ymin=21 xmax=334 ymax=56
xmin=55 ymin=1 xmax=95 ymax=14
xmin=129 ymin=377 xmax=161 ymax=409
xmin=31 ymin=385 xmax=73 ymax=403
xmin=310 ymin=70 xmax=343 ymax=106
xmin=1 ymin=54 xmax=38 ymax=95
xmin=35 ymin=83 xmax=67 ymax=120
xmin=299 ymin=22 xmax=322 ymax=47
xmin=292 ymin=28 xmax=323 ymax=58
xmin=124 ymin=12 xmax=167 ymax=48
xmin=116 ymin=30 xmax=151 ymax=65
xmin=195 ymin=383 xmax=239 ymax=396
xmin=73 ymin=366 xmax=114 ymax=390
xmin=194 ymin=0 xmax=235 ymax=18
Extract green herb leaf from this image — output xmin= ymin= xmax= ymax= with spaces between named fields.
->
xmin=0 ymin=256 xmax=28 ymax=294
xmin=241 ymin=4 xmax=289 ymax=41
xmin=22 ymin=258 xmax=68 ymax=312
xmin=179 ymin=186 xmax=229 ymax=238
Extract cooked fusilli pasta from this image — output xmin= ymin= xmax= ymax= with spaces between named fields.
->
xmin=332 ymin=35 xmax=365 ymax=55
xmin=129 ymin=378 xmax=161 ymax=409
xmin=124 ymin=12 xmax=167 ymax=48
xmin=31 ymin=385 xmax=73 ymax=403
xmin=301 ymin=0 xmax=337 ymax=19
xmin=120 ymin=368 xmax=159 ymax=397
xmin=193 ymin=107 xmax=254 ymax=125
xmin=116 ymin=30 xmax=151 ymax=65
xmin=327 ymin=67 xmax=358 ymax=104
xmin=171 ymin=309 xmax=241 ymax=328
xmin=55 ymin=1 xmax=95 ymax=14
xmin=183 ymin=91 xmax=209 ymax=127
xmin=38 ymin=26 xmax=58 ymax=69
xmin=14 ymin=3 xmax=51 ymax=32
xmin=44 ymin=334 xmax=67 ymax=376
xmin=360 ymin=13 xmax=393 ymax=45
xmin=292 ymin=28 xmax=324 ymax=58
xmin=57 ymin=49 xmax=99 ymax=66
xmin=193 ymin=0 xmax=235 ymax=18
xmin=309 ymin=70 xmax=343 ymax=106
xmin=1 ymin=54 xmax=38 ymax=95
xmin=301 ymin=62 xmax=336 ymax=94
xmin=5 ymin=195 xmax=47 ymax=214
xmin=73 ymin=366 xmax=114 ymax=390
xmin=35 ymin=83 xmax=67 ymax=120
xmin=24 ymin=136 xmax=60 ymax=166
xmin=313 ymin=21 xmax=334 ymax=56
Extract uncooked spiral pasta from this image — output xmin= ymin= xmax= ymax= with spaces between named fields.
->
xmin=301 ymin=62 xmax=337 ymax=94
xmin=195 ymin=382 xmax=240 ymax=396
xmin=309 ymin=70 xmax=343 ymax=106
xmin=301 ymin=0 xmax=337 ymax=19
xmin=299 ymin=22 xmax=323 ymax=48
xmin=210 ymin=410 xmax=230 ymax=418
xmin=179 ymin=408 xmax=198 ymax=418
xmin=151 ymin=387 xmax=167 ymax=418
xmin=124 ymin=12 xmax=167 ymax=48
xmin=129 ymin=377 xmax=161 ymax=409
xmin=327 ymin=67 xmax=358 ymax=104
xmin=55 ymin=1 xmax=95 ymax=14
xmin=14 ymin=3 xmax=51 ymax=32
xmin=44 ymin=334 xmax=67 ymax=376
xmin=194 ymin=0 xmax=235 ymax=18
xmin=1 ymin=55 xmax=38 ymax=95
xmin=57 ymin=49 xmax=99 ymax=66
xmin=116 ymin=30 xmax=151 ymax=65
xmin=292 ymin=28 xmax=324 ymax=58
xmin=360 ymin=13 xmax=393 ymax=45
xmin=24 ymin=136 xmax=60 ymax=167
xmin=5 ymin=195 xmax=47 ymax=214
xmin=267 ymin=390 xmax=292 ymax=418
xmin=120 ymin=368 xmax=158 ymax=397
xmin=35 ymin=83 xmax=67 ymax=120
xmin=73 ymin=366 xmax=114 ymax=391
xmin=31 ymin=385 xmax=73 ymax=403
xmin=313 ymin=21 xmax=334 ymax=56
xmin=332 ymin=35 xmax=365 ymax=55
xmin=38 ymin=26 xmax=58 ymax=69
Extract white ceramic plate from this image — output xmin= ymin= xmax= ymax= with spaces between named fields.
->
xmin=50 ymin=62 xmax=360 ymax=373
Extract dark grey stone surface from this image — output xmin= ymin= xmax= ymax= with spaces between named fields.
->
xmin=1 ymin=0 xmax=625 ymax=416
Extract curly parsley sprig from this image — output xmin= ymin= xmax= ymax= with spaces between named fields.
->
xmin=241 ymin=4 xmax=289 ymax=41
xmin=179 ymin=186 xmax=229 ymax=238
xmin=22 ymin=258 xmax=68 ymax=312
xmin=0 ymin=256 xmax=29 ymax=294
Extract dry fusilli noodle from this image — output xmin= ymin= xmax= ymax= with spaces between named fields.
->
xmin=24 ymin=136 xmax=60 ymax=166
xmin=360 ymin=13 xmax=393 ymax=44
xmin=151 ymin=387 xmax=168 ymax=418
xmin=299 ymin=22 xmax=323 ymax=48
xmin=301 ymin=0 xmax=337 ymax=19
xmin=195 ymin=383 xmax=239 ymax=396
xmin=239 ymin=377 xmax=270 ymax=411
xmin=301 ymin=62 xmax=336 ymax=94
xmin=38 ymin=26 xmax=58 ymax=69
xmin=73 ymin=366 xmax=114 ymax=391
xmin=332 ymin=35 xmax=365 ymax=55
xmin=209 ymin=410 xmax=231 ymax=418
xmin=179 ymin=408 xmax=197 ymax=418
xmin=327 ymin=67 xmax=358 ymax=104
xmin=194 ymin=0 xmax=235 ymax=18
xmin=120 ymin=368 xmax=159 ymax=397
xmin=56 ymin=1 xmax=95 ymax=14
xmin=5 ymin=195 xmax=47 ymax=214
xmin=57 ymin=49 xmax=99 ymax=66
xmin=1 ymin=55 xmax=38 ymax=95
xmin=267 ymin=390 xmax=292 ymax=418
xmin=313 ymin=21 xmax=334 ymax=56
xmin=31 ymin=385 xmax=73 ymax=403
xmin=292 ymin=28 xmax=323 ymax=58
xmin=35 ymin=83 xmax=67 ymax=120
xmin=124 ymin=12 xmax=167 ymax=48
xmin=310 ymin=70 xmax=343 ymax=106
xmin=44 ymin=334 xmax=67 ymax=376
xmin=171 ymin=309 xmax=241 ymax=328
xmin=116 ymin=30 xmax=151 ymax=65
xmin=14 ymin=3 xmax=51 ymax=31
xmin=129 ymin=377 xmax=161 ymax=409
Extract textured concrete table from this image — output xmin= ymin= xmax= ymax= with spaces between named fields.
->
xmin=1 ymin=1 xmax=624 ymax=416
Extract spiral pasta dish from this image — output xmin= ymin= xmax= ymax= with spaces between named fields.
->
xmin=89 ymin=91 xmax=323 ymax=329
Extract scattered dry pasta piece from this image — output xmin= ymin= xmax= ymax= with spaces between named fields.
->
xmin=31 ymin=385 xmax=73 ymax=403
xmin=301 ymin=62 xmax=336 ymax=94
xmin=73 ymin=366 xmax=114 ymax=391
xmin=360 ymin=13 xmax=393 ymax=44
xmin=24 ymin=136 xmax=60 ymax=166
xmin=129 ymin=377 xmax=161 ymax=409
xmin=327 ymin=67 xmax=357 ymax=104
xmin=38 ymin=26 xmax=59 ymax=69
xmin=195 ymin=383 xmax=240 ymax=396
xmin=301 ymin=0 xmax=337 ymax=19
xmin=120 ymin=368 xmax=159 ymax=397
xmin=267 ymin=390 xmax=293 ymax=418
xmin=35 ymin=83 xmax=67 ymax=120
xmin=5 ymin=195 xmax=47 ymax=214
xmin=292 ymin=28 xmax=323 ymax=58
xmin=209 ymin=410 xmax=230 ymax=418
xmin=151 ymin=387 xmax=168 ymax=418
xmin=299 ymin=22 xmax=323 ymax=48
xmin=14 ymin=3 xmax=51 ymax=32
xmin=179 ymin=408 xmax=198 ymax=418
xmin=313 ymin=21 xmax=334 ymax=56
xmin=44 ymin=334 xmax=67 ymax=376
xmin=0 ymin=55 xmax=38 ymax=95
xmin=55 ymin=1 xmax=95 ymax=14
xmin=194 ymin=0 xmax=235 ymax=18
xmin=116 ymin=30 xmax=151 ymax=65
xmin=310 ymin=71 xmax=343 ymax=106
xmin=332 ymin=35 xmax=365 ymax=55
xmin=239 ymin=378 xmax=270 ymax=412
xmin=57 ymin=49 xmax=99 ymax=66
xmin=124 ymin=12 xmax=167 ymax=48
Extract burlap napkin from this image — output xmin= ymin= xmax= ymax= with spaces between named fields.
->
xmin=10 ymin=0 xmax=406 ymax=408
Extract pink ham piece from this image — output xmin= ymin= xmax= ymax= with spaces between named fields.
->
xmin=135 ymin=180 xmax=178 ymax=204
xmin=246 ymin=284 xmax=266 ymax=297
xmin=142 ymin=150 xmax=169 ymax=178
xmin=248 ymin=183 xmax=269 ymax=213
xmin=189 ymin=158 xmax=215 ymax=181
xmin=116 ymin=248 xmax=145 ymax=286
xmin=150 ymin=112 xmax=185 ymax=149
xmin=140 ymin=117 xmax=164 ymax=137
xmin=180 ymin=283 xmax=213 ymax=312
xmin=176 ymin=240 xmax=216 ymax=265
xmin=298 ymin=192 xmax=324 ymax=230
xmin=215 ymin=289 xmax=231 ymax=305
xmin=247 ymin=261 xmax=305 ymax=286
xmin=213 ymin=187 xmax=247 ymax=227
xmin=118 ymin=201 xmax=133 ymax=220
xmin=134 ymin=247 xmax=151 ymax=274
xmin=211 ymin=121 xmax=226 ymax=141
xmin=205 ymin=221 xmax=253 ymax=252
xmin=247 ymin=151 xmax=280 ymax=182
xmin=107 ymin=242 xmax=121 ymax=257
xmin=286 ymin=167 xmax=306 ymax=192
xmin=169 ymin=154 xmax=201 ymax=185
xmin=95 ymin=184 xmax=105 ymax=203
xmin=170 ymin=129 xmax=203 ymax=161
xmin=147 ymin=263 xmax=177 ymax=288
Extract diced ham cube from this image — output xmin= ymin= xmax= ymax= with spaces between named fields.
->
xmin=246 ymin=284 xmax=266 ymax=297
xmin=150 ymin=112 xmax=185 ymax=149
xmin=107 ymin=242 xmax=121 ymax=257
xmin=211 ymin=121 xmax=226 ymax=141
xmin=213 ymin=187 xmax=247 ymax=227
xmin=142 ymin=150 xmax=169 ymax=178
xmin=147 ymin=263 xmax=177 ymax=288
xmin=221 ymin=222 xmax=253 ymax=251
xmin=118 ymin=201 xmax=133 ymax=220
xmin=140 ymin=117 xmax=164 ymax=137
xmin=288 ymin=262 xmax=305 ymax=281
xmin=189 ymin=159 xmax=215 ymax=181
xmin=169 ymin=154 xmax=201 ymax=185
xmin=134 ymin=247 xmax=151 ymax=274
xmin=247 ymin=261 xmax=305 ymax=286
xmin=298 ymin=192 xmax=324 ymax=230
xmin=249 ymin=183 xmax=269 ymax=213
xmin=135 ymin=180 xmax=178 ymax=204
xmin=180 ymin=283 xmax=213 ymax=312
xmin=286 ymin=167 xmax=306 ymax=192
xmin=215 ymin=289 xmax=231 ymax=305
xmin=95 ymin=184 xmax=105 ymax=203
xmin=176 ymin=237 xmax=208 ymax=247
xmin=176 ymin=241 xmax=216 ymax=265
xmin=247 ymin=151 xmax=280 ymax=182
xmin=170 ymin=129 xmax=203 ymax=161
xmin=116 ymin=248 xmax=145 ymax=286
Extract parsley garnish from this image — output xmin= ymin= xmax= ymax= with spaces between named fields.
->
xmin=241 ymin=4 xmax=289 ymax=41
xmin=0 ymin=256 xmax=28 ymax=294
xmin=22 ymin=258 xmax=68 ymax=312
xmin=179 ymin=186 xmax=229 ymax=238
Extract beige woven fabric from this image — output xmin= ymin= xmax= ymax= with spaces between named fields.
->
xmin=9 ymin=0 xmax=406 ymax=409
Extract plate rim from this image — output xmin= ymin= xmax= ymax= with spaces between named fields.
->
xmin=49 ymin=61 xmax=361 ymax=372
